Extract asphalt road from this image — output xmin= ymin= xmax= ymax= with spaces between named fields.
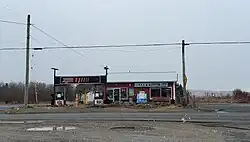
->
xmin=0 ymin=111 xmax=249 ymax=124
xmin=0 ymin=103 xmax=249 ymax=123
xmin=198 ymin=103 xmax=250 ymax=112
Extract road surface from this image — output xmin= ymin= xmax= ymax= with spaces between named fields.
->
xmin=1 ymin=103 xmax=250 ymax=123
xmin=0 ymin=111 xmax=250 ymax=141
xmin=0 ymin=104 xmax=250 ymax=141
xmin=0 ymin=112 xmax=250 ymax=123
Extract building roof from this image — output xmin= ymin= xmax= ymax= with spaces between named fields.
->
xmin=107 ymin=72 xmax=178 ymax=83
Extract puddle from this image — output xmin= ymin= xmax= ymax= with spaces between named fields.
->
xmin=27 ymin=126 xmax=76 ymax=131
xmin=216 ymin=111 xmax=228 ymax=113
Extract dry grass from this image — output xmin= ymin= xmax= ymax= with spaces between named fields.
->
xmin=6 ymin=103 xmax=185 ymax=114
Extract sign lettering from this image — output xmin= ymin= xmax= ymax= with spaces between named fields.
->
xmin=54 ymin=76 xmax=107 ymax=85
xmin=134 ymin=83 xmax=168 ymax=88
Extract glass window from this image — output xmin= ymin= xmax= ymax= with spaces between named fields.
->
xmin=129 ymin=88 xmax=134 ymax=97
xmin=151 ymin=88 xmax=160 ymax=98
xmin=107 ymin=89 xmax=113 ymax=101
xmin=121 ymin=88 xmax=128 ymax=100
xmin=162 ymin=88 xmax=171 ymax=98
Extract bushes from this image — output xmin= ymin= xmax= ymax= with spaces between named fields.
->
xmin=232 ymin=89 xmax=250 ymax=103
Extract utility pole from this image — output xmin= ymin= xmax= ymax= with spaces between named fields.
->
xmin=182 ymin=40 xmax=188 ymax=106
xmin=176 ymin=73 xmax=179 ymax=82
xmin=34 ymin=82 xmax=38 ymax=104
xmin=104 ymin=66 xmax=109 ymax=104
xmin=24 ymin=14 xmax=31 ymax=107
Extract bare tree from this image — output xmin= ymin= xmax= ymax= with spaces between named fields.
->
xmin=0 ymin=82 xmax=53 ymax=104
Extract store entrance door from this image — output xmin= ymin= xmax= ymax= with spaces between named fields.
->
xmin=107 ymin=88 xmax=121 ymax=103
xmin=113 ymin=88 xmax=120 ymax=102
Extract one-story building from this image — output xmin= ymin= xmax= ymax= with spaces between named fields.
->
xmin=53 ymin=72 xmax=178 ymax=104
xmin=106 ymin=72 xmax=177 ymax=104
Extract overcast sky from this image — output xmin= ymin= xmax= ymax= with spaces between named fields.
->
xmin=0 ymin=0 xmax=249 ymax=91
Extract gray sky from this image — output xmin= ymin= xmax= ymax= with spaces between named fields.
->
xmin=0 ymin=0 xmax=249 ymax=91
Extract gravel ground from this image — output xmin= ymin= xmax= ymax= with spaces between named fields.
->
xmin=0 ymin=120 xmax=249 ymax=142
xmin=5 ymin=106 xmax=190 ymax=114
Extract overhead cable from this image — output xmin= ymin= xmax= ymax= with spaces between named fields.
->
xmin=0 ymin=19 xmax=28 ymax=25
xmin=31 ymin=24 xmax=105 ymax=67
xmin=1 ymin=40 xmax=250 ymax=51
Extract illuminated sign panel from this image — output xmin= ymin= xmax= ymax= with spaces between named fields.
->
xmin=54 ymin=76 xmax=106 ymax=85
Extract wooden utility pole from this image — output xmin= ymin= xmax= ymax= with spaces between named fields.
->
xmin=34 ymin=82 xmax=38 ymax=104
xmin=24 ymin=15 xmax=31 ymax=107
xmin=182 ymin=40 xmax=188 ymax=106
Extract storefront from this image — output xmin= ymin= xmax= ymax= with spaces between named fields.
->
xmin=134 ymin=82 xmax=174 ymax=102
xmin=54 ymin=75 xmax=107 ymax=105
xmin=106 ymin=82 xmax=133 ymax=103
xmin=107 ymin=81 xmax=176 ymax=103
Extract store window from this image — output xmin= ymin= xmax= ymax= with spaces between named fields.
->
xmin=107 ymin=89 xmax=113 ymax=101
xmin=150 ymin=88 xmax=160 ymax=98
xmin=121 ymin=88 xmax=128 ymax=100
xmin=128 ymin=88 xmax=134 ymax=97
xmin=161 ymin=88 xmax=171 ymax=98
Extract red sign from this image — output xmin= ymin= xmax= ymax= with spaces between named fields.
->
xmin=55 ymin=76 xmax=106 ymax=85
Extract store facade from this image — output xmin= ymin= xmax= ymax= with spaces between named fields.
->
xmin=54 ymin=75 xmax=107 ymax=105
xmin=106 ymin=82 xmax=133 ymax=103
xmin=106 ymin=81 xmax=176 ymax=103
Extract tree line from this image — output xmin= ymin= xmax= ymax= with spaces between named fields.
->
xmin=232 ymin=89 xmax=250 ymax=103
xmin=0 ymin=81 xmax=248 ymax=104
xmin=0 ymin=82 xmax=75 ymax=104
xmin=0 ymin=82 xmax=53 ymax=104
xmin=0 ymin=82 xmax=185 ymax=104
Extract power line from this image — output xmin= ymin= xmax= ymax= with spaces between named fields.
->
xmin=41 ymin=43 xmax=181 ymax=50
xmin=31 ymin=25 xmax=67 ymax=47
xmin=0 ymin=19 xmax=27 ymax=25
xmin=0 ymin=45 xmax=180 ymax=51
xmin=0 ymin=46 xmax=179 ymax=52
xmin=31 ymin=24 xmax=105 ymax=67
xmin=30 ymin=35 xmax=43 ymax=46
xmin=1 ymin=40 xmax=250 ymax=51
xmin=32 ymin=40 xmax=250 ymax=50
xmin=96 ymin=47 xmax=179 ymax=53
xmin=188 ymin=41 xmax=250 ymax=45
xmin=108 ymin=71 xmax=177 ymax=74
xmin=0 ymin=47 xmax=25 ymax=51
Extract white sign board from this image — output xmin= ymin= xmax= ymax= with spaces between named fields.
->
xmin=134 ymin=83 xmax=168 ymax=88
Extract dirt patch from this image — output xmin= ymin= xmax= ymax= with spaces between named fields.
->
xmin=6 ymin=104 xmax=186 ymax=114
xmin=0 ymin=121 xmax=228 ymax=142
